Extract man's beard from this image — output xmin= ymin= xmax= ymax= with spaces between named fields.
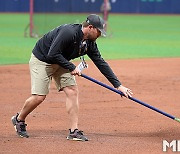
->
xmin=87 ymin=33 xmax=96 ymax=41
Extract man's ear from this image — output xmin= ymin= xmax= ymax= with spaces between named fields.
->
xmin=88 ymin=25 xmax=93 ymax=29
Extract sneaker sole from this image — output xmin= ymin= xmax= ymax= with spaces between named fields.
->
xmin=11 ymin=116 xmax=28 ymax=138
xmin=66 ymin=136 xmax=86 ymax=141
xmin=66 ymin=136 xmax=88 ymax=141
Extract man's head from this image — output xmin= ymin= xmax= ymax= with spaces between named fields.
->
xmin=82 ymin=14 xmax=106 ymax=41
xmin=86 ymin=14 xmax=106 ymax=37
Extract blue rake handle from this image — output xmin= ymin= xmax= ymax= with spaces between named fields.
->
xmin=81 ymin=74 xmax=180 ymax=123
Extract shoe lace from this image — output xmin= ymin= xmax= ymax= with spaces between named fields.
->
xmin=77 ymin=130 xmax=84 ymax=136
xmin=20 ymin=123 xmax=27 ymax=132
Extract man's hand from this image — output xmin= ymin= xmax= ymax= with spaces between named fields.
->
xmin=71 ymin=67 xmax=81 ymax=76
xmin=117 ymin=85 xmax=133 ymax=98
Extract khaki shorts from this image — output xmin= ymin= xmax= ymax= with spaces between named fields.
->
xmin=29 ymin=54 xmax=77 ymax=95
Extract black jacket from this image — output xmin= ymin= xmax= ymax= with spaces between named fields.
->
xmin=32 ymin=24 xmax=121 ymax=88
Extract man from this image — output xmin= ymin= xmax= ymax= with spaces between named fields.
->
xmin=100 ymin=0 xmax=111 ymax=20
xmin=11 ymin=14 xmax=132 ymax=141
xmin=100 ymin=0 xmax=111 ymax=31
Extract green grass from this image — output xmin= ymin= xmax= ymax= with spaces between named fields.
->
xmin=98 ymin=14 xmax=180 ymax=59
xmin=0 ymin=14 xmax=37 ymax=64
xmin=0 ymin=13 xmax=180 ymax=65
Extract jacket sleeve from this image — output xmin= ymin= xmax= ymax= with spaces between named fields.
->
xmin=87 ymin=42 xmax=121 ymax=88
xmin=47 ymin=28 xmax=76 ymax=72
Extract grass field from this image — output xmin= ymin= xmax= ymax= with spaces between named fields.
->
xmin=0 ymin=13 xmax=180 ymax=65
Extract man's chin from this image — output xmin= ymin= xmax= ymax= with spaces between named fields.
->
xmin=89 ymin=38 xmax=96 ymax=41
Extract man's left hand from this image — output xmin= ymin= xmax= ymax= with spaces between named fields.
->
xmin=117 ymin=85 xmax=133 ymax=98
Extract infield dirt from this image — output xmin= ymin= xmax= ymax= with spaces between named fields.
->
xmin=0 ymin=58 xmax=180 ymax=154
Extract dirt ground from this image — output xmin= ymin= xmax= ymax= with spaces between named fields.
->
xmin=0 ymin=58 xmax=180 ymax=154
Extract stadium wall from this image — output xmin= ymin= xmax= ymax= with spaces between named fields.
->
xmin=0 ymin=0 xmax=180 ymax=14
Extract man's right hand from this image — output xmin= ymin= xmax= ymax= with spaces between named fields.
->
xmin=71 ymin=67 xmax=81 ymax=76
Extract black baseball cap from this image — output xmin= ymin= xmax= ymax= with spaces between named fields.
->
xmin=86 ymin=14 xmax=106 ymax=37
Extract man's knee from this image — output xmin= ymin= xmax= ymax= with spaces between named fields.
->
xmin=31 ymin=95 xmax=46 ymax=104
xmin=63 ymin=86 xmax=78 ymax=97
xmin=37 ymin=95 xmax=46 ymax=102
